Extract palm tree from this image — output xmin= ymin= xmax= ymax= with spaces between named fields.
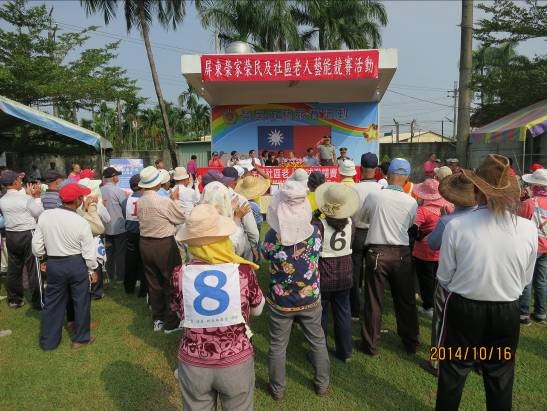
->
xmin=81 ymin=0 xmax=185 ymax=166
xmin=291 ymin=0 xmax=388 ymax=50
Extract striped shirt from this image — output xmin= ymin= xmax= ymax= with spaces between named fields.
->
xmin=137 ymin=190 xmax=186 ymax=238
xmin=41 ymin=190 xmax=61 ymax=210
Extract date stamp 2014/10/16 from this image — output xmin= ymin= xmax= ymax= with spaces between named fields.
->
xmin=430 ymin=346 xmax=513 ymax=362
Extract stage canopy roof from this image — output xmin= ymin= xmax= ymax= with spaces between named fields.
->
xmin=0 ymin=95 xmax=105 ymax=152
xmin=181 ymin=49 xmax=397 ymax=106
xmin=470 ymin=99 xmax=547 ymax=144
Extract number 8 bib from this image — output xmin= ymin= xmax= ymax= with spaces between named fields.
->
xmin=181 ymin=263 xmax=244 ymax=328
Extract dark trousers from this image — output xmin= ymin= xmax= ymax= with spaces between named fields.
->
xmin=361 ymin=245 xmax=419 ymax=355
xmin=40 ymin=256 xmax=90 ymax=350
xmin=414 ymin=258 xmax=438 ymax=310
xmin=67 ymin=263 xmax=102 ymax=323
xmin=6 ymin=230 xmax=41 ymax=308
xmin=351 ymin=228 xmax=368 ymax=317
xmin=140 ymin=236 xmax=181 ymax=328
xmin=125 ymin=232 xmax=147 ymax=295
xmin=105 ymin=233 xmax=127 ymax=282
xmin=90 ymin=262 xmax=104 ymax=299
xmin=436 ymin=294 xmax=520 ymax=411
xmin=321 ymin=289 xmax=353 ymax=360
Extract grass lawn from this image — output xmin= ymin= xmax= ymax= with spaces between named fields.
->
xmin=1 ymin=265 xmax=546 ymax=411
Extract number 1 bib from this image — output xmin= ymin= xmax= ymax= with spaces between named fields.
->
xmin=181 ymin=263 xmax=244 ymax=328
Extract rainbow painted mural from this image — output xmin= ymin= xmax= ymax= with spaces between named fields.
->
xmin=211 ymin=102 xmax=378 ymax=158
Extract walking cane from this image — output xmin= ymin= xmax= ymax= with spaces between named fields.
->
xmin=34 ymin=255 xmax=44 ymax=309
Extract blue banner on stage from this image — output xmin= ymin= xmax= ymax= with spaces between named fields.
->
xmin=108 ymin=158 xmax=143 ymax=189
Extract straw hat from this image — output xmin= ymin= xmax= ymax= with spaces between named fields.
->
xmin=339 ymin=159 xmax=357 ymax=176
xmin=522 ymin=169 xmax=547 ymax=186
xmin=173 ymin=167 xmax=190 ymax=181
xmin=235 ymin=175 xmax=270 ymax=200
xmin=439 ymin=174 xmax=476 ymax=207
xmin=159 ymin=169 xmax=171 ymax=184
xmin=175 ymin=203 xmax=237 ymax=246
xmin=434 ymin=166 xmax=452 ymax=181
xmin=138 ymin=166 xmax=161 ymax=189
xmin=412 ymin=179 xmax=442 ymax=201
xmin=462 ymin=154 xmax=520 ymax=199
xmin=315 ymin=182 xmax=359 ymax=218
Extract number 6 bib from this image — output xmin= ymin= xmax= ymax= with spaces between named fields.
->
xmin=181 ymin=263 xmax=244 ymax=328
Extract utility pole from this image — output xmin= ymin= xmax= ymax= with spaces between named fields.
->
xmin=456 ymin=0 xmax=473 ymax=166
xmin=214 ymin=30 xmax=221 ymax=53
xmin=393 ymin=118 xmax=400 ymax=143
xmin=447 ymin=81 xmax=458 ymax=140
xmin=441 ymin=120 xmax=444 ymax=139
xmin=410 ymin=119 xmax=416 ymax=144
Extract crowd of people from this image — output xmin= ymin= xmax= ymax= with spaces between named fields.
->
xmin=0 ymin=149 xmax=545 ymax=411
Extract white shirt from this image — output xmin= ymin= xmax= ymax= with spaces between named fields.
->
xmin=228 ymin=188 xmax=259 ymax=247
xmin=177 ymin=183 xmax=200 ymax=215
xmin=0 ymin=189 xmax=38 ymax=231
xmin=437 ymin=208 xmax=537 ymax=301
xmin=32 ymin=208 xmax=98 ymax=271
xmin=352 ymin=180 xmax=383 ymax=229
xmin=364 ymin=187 xmax=418 ymax=246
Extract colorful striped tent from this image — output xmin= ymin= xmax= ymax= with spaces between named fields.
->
xmin=470 ymin=99 xmax=547 ymax=144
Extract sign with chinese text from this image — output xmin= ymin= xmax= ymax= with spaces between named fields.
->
xmin=109 ymin=158 xmax=143 ymax=189
xmin=201 ymin=50 xmax=379 ymax=82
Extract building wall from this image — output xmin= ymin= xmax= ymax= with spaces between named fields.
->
xmin=379 ymin=142 xmax=457 ymax=182
xmin=176 ymin=142 xmax=211 ymax=168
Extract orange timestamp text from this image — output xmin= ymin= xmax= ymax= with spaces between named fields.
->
xmin=430 ymin=346 xmax=513 ymax=362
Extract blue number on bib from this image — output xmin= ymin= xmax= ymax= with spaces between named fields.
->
xmin=193 ymin=270 xmax=230 ymax=316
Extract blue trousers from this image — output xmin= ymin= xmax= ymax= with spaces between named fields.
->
xmin=321 ymin=289 xmax=353 ymax=360
xmin=519 ymin=253 xmax=547 ymax=320
xmin=40 ymin=256 xmax=90 ymax=350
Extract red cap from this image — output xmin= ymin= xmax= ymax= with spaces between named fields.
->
xmin=529 ymin=163 xmax=544 ymax=173
xmin=59 ymin=183 xmax=91 ymax=202
xmin=79 ymin=169 xmax=95 ymax=179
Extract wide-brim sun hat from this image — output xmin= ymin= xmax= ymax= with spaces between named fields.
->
xmin=462 ymin=154 xmax=520 ymax=199
xmin=522 ymin=168 xmax=547 ymax=186
xmin=287 ymin=168 xmax=309 ymax=184
xmin=235 ymin=175 xmax=270 ymax=200
xmin=139 ymin=166 xmax=161 ymax=188
xmin=439 ymin=173 xmax=476 ymax=207
xmin=78 ymin=178 xmax=102 ymax=197
xmin=175 ymin=203 xmax=236 ymax=246
xmin=315 ymin=182 xmax=360 ymax=218
xmin=159 ymin=169 xmax=171 ymax=184
xmin=434 ymin=166 xmax=452 ymax=181
xmin=173 ymin=167 xmax=190 ymax=181
xmin=412 ymin=178 xmax=442 ymax=201
xmin=339 ymin=159 xmax=357 ymax=176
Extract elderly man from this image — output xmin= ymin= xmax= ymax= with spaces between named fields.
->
xmin=33 ymin=183 xmax=98 ymax=350
xmin=435 ymin=155 xmax=537 ymax=411
xmin=360 ymin=158 xmax=419 ymax=356
xmin=137 ymin=166 xmax=186 ymax=333
xmin=0 ymin=170 xmax=42 ymax=309
xmin=446 ymin=158 xmax=462 ymax=175
xmin=100 ymin=166 xmax=127 ymax=283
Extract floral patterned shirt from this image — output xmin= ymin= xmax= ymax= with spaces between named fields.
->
xmin=171 ymin=260 xmax=264 ymax=368
xmin=262 ymin=226 xmax=322 ymax=311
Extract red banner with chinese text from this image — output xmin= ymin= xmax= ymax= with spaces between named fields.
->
xmin=201 ymin=50 xmax=379 ymax=82
xmin=196 ymin=166 xmax=361 ymax=187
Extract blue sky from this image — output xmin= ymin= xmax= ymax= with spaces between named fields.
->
xmin=4 ymin=1 xmax=545 ymax=137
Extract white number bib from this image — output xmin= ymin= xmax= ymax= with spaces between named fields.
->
xmin=125 ymin=195 xmax=139 ymax=222
xmin=181 ymin=263 xmax=244 ymax=328
xmin=320 ymin=218 xmax=352 ymax=257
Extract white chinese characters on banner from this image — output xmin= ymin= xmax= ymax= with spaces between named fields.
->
xmin=181 ymin=263 xmax=244 ymax=329
xmin=201 ymin=50 xmax=379 ymax=82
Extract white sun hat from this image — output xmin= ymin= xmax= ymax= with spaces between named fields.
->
xmin=159 ymin=169 xmax=171 ymax=184
xmin=339 ymin=159 xmax=357 ymax=176
xmin=522 ymin=168 xmax=547 ymax=186
xmin=138 ymin=166 xmax=161 ymax=189
xmin=173 ymin=167 xmax=190 ymax=181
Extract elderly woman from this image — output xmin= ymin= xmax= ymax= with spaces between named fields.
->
xmin=200 ymin=181 xmax=252 ymax=259
xmin=172 ymin=204 xmax=264 ymax=410
xmin=263 ymin=180 xmax=330 ymax=400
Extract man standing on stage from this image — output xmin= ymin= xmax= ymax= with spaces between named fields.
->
xmin=317 ymin=136 xmax=336 ymax=166
xmin=0 ymin=170 xmax=42 ymax=309
xmin=435 ymin=155 xmax=537 ymax=411
xmin=33 ymin=183 xmax=98 ymax=350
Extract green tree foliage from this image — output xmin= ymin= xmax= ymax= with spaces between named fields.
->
xmin=0 ymin=0 xmax=139 ymax=111
xmin=291 ymin=0 xmax=388 ymax=50
xmin=475 ymin=0 xmax=547 ymax=45
xmin=471 ymin=1 xmax=546 ymax=126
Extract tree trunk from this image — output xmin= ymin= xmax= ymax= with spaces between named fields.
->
xmin=456 ymin=0 xmax=473 ymax=166
xmin=138 ymin=6 xmax=178 ymax=167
